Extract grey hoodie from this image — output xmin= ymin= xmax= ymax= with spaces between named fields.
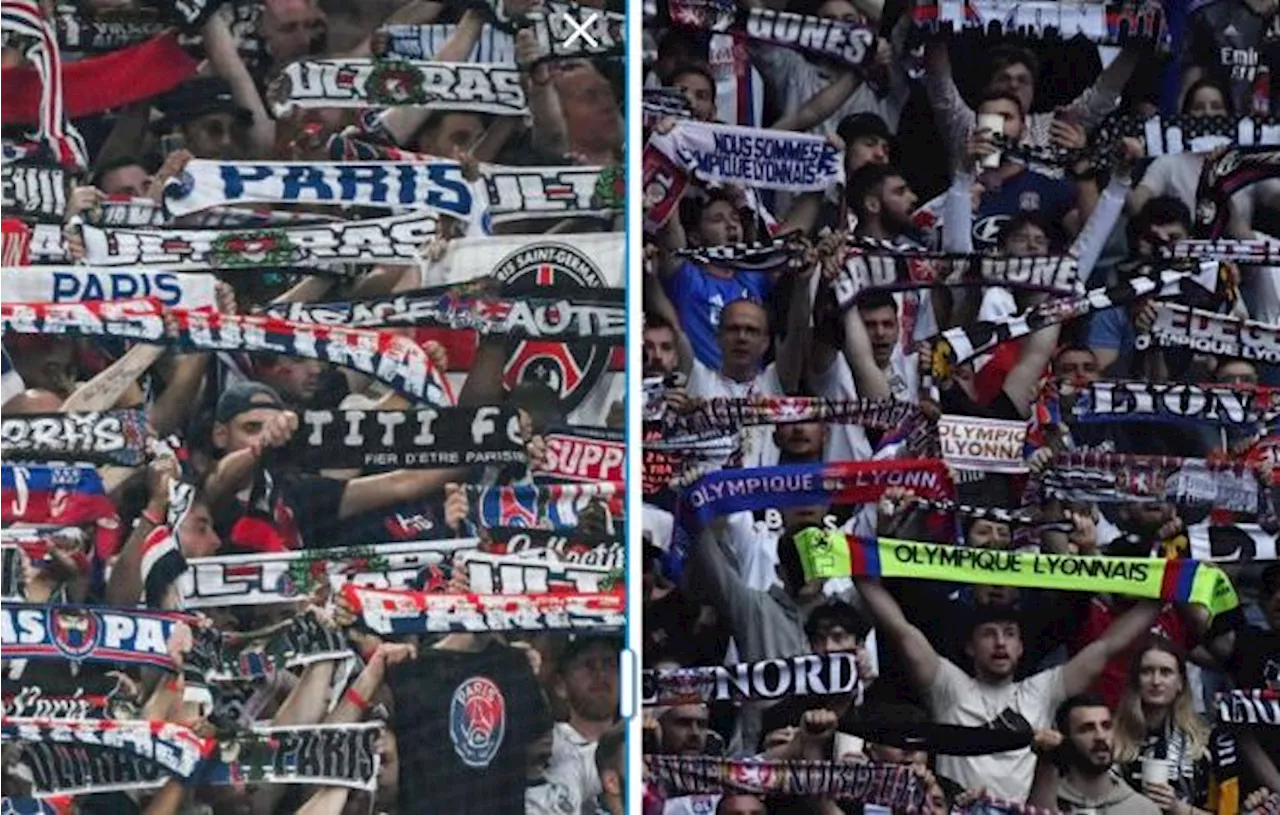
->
xmin=1057 ymin=773 xmax=1163 ymax=815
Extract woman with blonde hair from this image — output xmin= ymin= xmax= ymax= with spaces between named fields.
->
xmin=1114 ymin=636 xmax=1241 ymax=815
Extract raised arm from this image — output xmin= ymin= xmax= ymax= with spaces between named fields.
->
xmin=376 ymin=10 xmax=485 ymax=146
xmin=203 ymin=9 xmax=274 ymax=156
xmin=852 ymin=576 xmax=940 ymax=688
xmin=842 ymin=299 xmax=891 ymax=400
xmin=1062 ymin=599 xmax=1160 ymax=697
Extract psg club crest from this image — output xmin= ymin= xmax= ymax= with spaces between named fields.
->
xmin=495 ymin=242 xmax=609 ymax=412
xmin=449 ymin=676 xmax=507 ymax=768
xmin=49 ymin=608 xmax=101 ymax=660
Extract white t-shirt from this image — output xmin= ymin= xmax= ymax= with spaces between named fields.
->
xmin=926 ymin=659 xmax=1067 ymax=801
xmin=688 ymin=360 xmax=783 ymax=470
xmin=538 ymin=722 xmax=601 ymax=815
xmin=1138 ymin=153 xmax=1280 ymax=229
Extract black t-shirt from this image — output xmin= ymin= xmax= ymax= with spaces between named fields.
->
xmin=389 ymin=643 xmax=549 ymax=815
xmin=940 ymin=382 xmax=1022 ymax=421
xmin=1226 ymin=623 xmax=1280 ymax=774
xmin=1185 ymin=0 xmax=1279 ymax=114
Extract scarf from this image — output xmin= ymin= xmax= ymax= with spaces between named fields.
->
xmin=1186 ymin=522 xmax=1279 ymax=562
xmin=2 ymin=686 xmax=115 ymax=719
xmin=536 ymin=427 xmax=626 ymax=483
xmin=653 ymin=396 xmax=925 ymax=447
xmin=379 ymin=23 xmax=515 ymax=62
xmin=930 ymin=265 xmax=1218 ymax=380
xmin=52 ymin=8 xmax=164 ymax=51
xmin=473 ymin=480 xmax=625 ymax=530
xmin=1214 ymin=689 xmax=1279 ymax=725
xmin=0 ymin=604 xmax=195 ymax=670
xmin=287 ymin=405 xmax=525 ymax=470
xmin=139 ymin=526 xmax=186 ymax=609
xmin=78 ymin=213 xmax=441 ymax=270
xmin=2 ymin=217 xmax=30 ymax=264
xmin=339 ymin=582 xmax=626 ymax=635
xmin=1070 ymin=381 xmax=1279 ymax=426
xmin=162 ymin=159 xmax=485 ymax=224
xmin=0 ymin=717 xmax=384 ymax=795
xmin=330 ymin=134 xmax=614 ymax=223
xmin=2 ymin=163 xmax=69 ymax=223
xmin=4 ymin=266 xmax=219 ymax=309
xmin=643 ymin=653 xmax=859 ymax=705
xmin=647 ymin=0 xmax=877 ymax=69
xmin=1039 ymin=451 xmax=1263 ymax=514
xmin=0 ymin=464 xmax=120 ymax=562
xmin=911 ymin=0 xmax=1171 ymax=48
xmin=487 ymin=526 xmax=624 ymax=567
xmin=1136 ymin=301 xmax=1280 ymax=365
xmin=179 ymin=539 xmax=478 ymax=607
xmin=643 ymin=87 xmax=694 ymax=126
xmin=644 ymin=121 xmax=843 ymax=228
xmin=645 ymin=756 xmax=927 ymax=807
xmin=457 ymin=551 xmax=619 ymax=594
xmin=845 ymin=721 xmax=1034 ymax=757
xmin=2 ymin=298 xmax=456 ymax=406
xmin=1196 ymin=147 xmax=1280 ymax=239
xmin=0 ymin=1 xmax=87 ymax=170
xmin=182 ymin=614 xmax=352 ymax=683
xmin=0 ymin=31 xmax=197 ymax=131
xmin=838 ymin=244 xmax=1083 ymax=300
xmin=794 ymin=530 xmax=1241 ymax=618
xmin=682 ymin=460 xmax=955 ymax=525
xmin=938 ymin=414 xmax=1028 ymax=474
xmin=0 ymin=408 xmax=149 ymax=466
xmin=386 ymin=2 xmax=623 ymax=61
xmin=676 ymin=237 xmax=806 ymax=272
xmin=275 ymin=58 xmax=526 ymax=116
xmin=263 ymin=286 xmax=626 ymax=344
xmin=1168 ymin=238 xmax=1279 ymax=265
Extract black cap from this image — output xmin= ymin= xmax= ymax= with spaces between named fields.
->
xmin=215 ymin=381 xmax=284 ymax=424
xmin=837 ymin=112 xmax=892 ymax=146
xmin=154 ymin=77 xmax=253 ymax=132
xmin=556 ymin=634 xmax=622 ymax=674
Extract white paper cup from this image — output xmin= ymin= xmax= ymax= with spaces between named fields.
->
xmin=1141 ymin=757 xmax=1170 ymax=786
xmin=976 ymin=113 xmax=1004 ymax=169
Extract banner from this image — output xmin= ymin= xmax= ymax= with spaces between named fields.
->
xmin=938 ymin=415 xmax=1028 ymax=474
xmin=274 ymin=59 xmax=527 ymax=116
xmin=644 ymin=122 xmax=843 ymax=227
xmin=262 ymin=286 xmax=626 ymax=345
xmin=642 ymin=653 xmax=859 ymax=705
xmin=1136 ymin=302 xmax=1280 ymax=364
xmin=536 ymin=428 xmax=626 ymax=483
xmin=457 ymin=551 xmax=618 ymax=594
xmin=1187 ymin=523 xmax=1279 ymax=562
xmin=162 ymin=159 xmax=485 ymax=223
xmin=78 ymin=213 xmax=439 ymax=269
xmin=682 ymin=460 xmax=955 ymax=525
xmin=0 ymin=604 xmax=194 ymax=670
xmin=911 ymin=0 xmax=1170 ymax=47
xmin=287 ymin=405 xmax=525 ymax=470
xmin=1071 ymin=381 xmax=1279 ymax=426
xmin=0 ymin=408 xmax=149 ymax=466
xmin=1041 ymin=452 xmax=1262 ymax=513
xmin=1215 ymin=689 xmax=1279 ymax=725
xmin=178 ymin=539 xmax=478 ymax=607
xmin=796 ymin=530 xmax=1240 ymax=617
xmin=1 ymin=163 xmax=68 ymax=221
xmin=3 ymin=266 xmax=219 ymax=308
xmin=340 ymin=583 xmax=626 ymax=635
xmin=486 ymin=526 xmax=624 ymax=568
xmin=645 ymin=756 xmax=927 ymax=807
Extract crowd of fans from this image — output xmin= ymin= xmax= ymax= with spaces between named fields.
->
xmin=641 ymin=0 xmax=1279 ymax=813
xmin=2 ymin=0 xmax=625 ymax=813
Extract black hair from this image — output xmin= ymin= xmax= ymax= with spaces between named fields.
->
xmin=856 ymin=290 xmax=897 ymax=314
xmin=679 ymin=188 xmax=742 ymax=238
xmin=845 ymin=163 xmax=903 ymax=218
xmin=997 ymin=213 xmax=1053 ymax=250
xmin=1181 ymin=78 xmax=1235 ymax=116
xmin=662 ymin=60 xmax=716 ymax=94
xmin=644 ymin=312 xmax=677 ymax=332
xmin=90 ymin=155 xmax=151 ymax=189
xmin=1126 ymin=195 xmax=1192 ymax=249
xmin=965 ymin=602 xmax=1022 ymax=640
xmin=977 ymin=89 xmax=1026 ymax=115
xmin=804 ymin=600 xmax=871 ymax=641
xmin=987 ymin=44 xmax=1041 ymax=83
xmin=1054 ymin=692 xmax=1111 ymax=735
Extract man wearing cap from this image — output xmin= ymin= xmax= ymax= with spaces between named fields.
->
xmin=540 ymin=636 xmax=621 ymax=815
xmin=153 ymin=76 xmax=253 ymax=160
xmin=202 ymin=381 xmax=468 ymax=552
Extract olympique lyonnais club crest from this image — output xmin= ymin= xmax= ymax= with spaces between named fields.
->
xmin=450 ymin=676 xmax=507 ymax=768
xmin=495 ymin=242 xmax=609 ymax=411
xmin=50 ymin=608 xmax=101 ymax=659
xmin=209 ymin=230 xmax=299 ymax=267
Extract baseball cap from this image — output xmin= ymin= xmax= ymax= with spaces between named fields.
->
xmin=154 ymin=77 xmax=254 ymax=132
xmin=214 ymin=381 xmax=284 ymax=424
xmin=837 ymin=112 xmax=892 ymax=146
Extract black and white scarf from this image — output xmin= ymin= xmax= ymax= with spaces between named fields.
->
xmin=0 ymin=408 xmax=150 ymax=466
xmin=645 ymin=756 xmax=928 ymax=807
xmin=676 ymin=237 xmax=807 ymax=272
xmin=643 ymin=653 xmax=860 ymax=705
xmin=1216 ymin=690 xmax=1280 ymax=725
xmin=1167 ymin=238 xmax=1279 ymax=265
xmin=1196 ymin=146 xmax=1280 ymax=238
xmin=457 ymin=551 xmax=618 ymax=594
xmin=274 ymin=58 xmax=527 ymax=116
xmin=1070 ymin=381 xmax=1279 ymax=426
xmin=1135 ymin=302 xmax=1280 ymax=365
xmin=911 ymin=0 xmax=1171 ymax=48
xmin=1 ymin=162 xmax=69 ymax=223
xmin=837 ymin=242 xmax=1083 ymax=299
xmin=1038 ymin=451 xmax=1262 ymax=514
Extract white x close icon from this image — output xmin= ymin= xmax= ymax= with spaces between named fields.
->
xmin=562 ymin=11 xmax=601 ymax=48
